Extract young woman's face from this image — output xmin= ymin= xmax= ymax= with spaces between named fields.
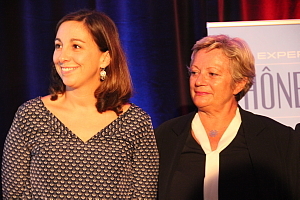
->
xmin=189 ymin=48 xmax=245 ymax=111
xmin=53 ymin=21 xmax=108 ymax=91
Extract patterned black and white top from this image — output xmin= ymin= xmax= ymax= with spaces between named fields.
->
xmin=2 ymin=97 xmax=159 ymax=199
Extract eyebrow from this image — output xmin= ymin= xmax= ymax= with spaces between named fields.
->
xmin=54 ymin=38 xmax=86 ymax=43
xmin=190 ymin=65 xmax=220 ymax=71
xmin=190 ymin=65 xmax=200 ymax=69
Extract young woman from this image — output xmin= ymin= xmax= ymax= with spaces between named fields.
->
xmin=2 ymin=9 xmax=158 ymax=199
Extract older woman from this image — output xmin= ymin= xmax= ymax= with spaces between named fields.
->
xmin=155 ymin=35 xmax=299 ymax=200
xmin=2 ymin=9 xmax=158 ymax=199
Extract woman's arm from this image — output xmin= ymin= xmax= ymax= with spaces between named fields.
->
xmin=131 ymin=116 xmax=159 ymax=199
xmin=2 ymin=110 xmax=31 ymax=198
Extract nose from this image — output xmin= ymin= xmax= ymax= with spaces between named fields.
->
xmin=56 ymin=47 xmax=70 ymax=64
xmin=194 ymin=73 xmax=206 ymax=86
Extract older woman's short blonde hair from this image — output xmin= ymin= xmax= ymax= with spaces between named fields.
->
xmin=190 ymin=34 xmax=255 ymax=101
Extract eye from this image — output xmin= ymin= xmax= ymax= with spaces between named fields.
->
xmin=54 ymin=43 xmax=62 ymax=49
xmin=73 ymin=44 xmax=81 ymax=49
xmin=209 ymin=72 xmax=218 ymax=76
xmin=190 ymin=71 xmax=198 ymax=76
xmin=188 ymin=67 xmax=199 ymax=76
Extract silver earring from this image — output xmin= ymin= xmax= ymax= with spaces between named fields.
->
xmin=100 ymin=68 xmax=106 ymax=81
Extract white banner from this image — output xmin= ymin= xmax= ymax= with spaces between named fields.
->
xmin=207 ymin=20 xmax=300 ymax=128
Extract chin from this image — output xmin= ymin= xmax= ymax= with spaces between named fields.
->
xmin=193 ymin=103 xmax=209 ymax=109
xmin=62 ymin=80 xmax=77 ymax=88
xmin=193 ymin=98 xmax=209 ymax=106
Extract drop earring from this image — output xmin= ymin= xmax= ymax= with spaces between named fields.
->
xmin=100 ymin=68 xmax=106 ymax=81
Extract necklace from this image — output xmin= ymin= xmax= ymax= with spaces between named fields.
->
xmin=209 ymin=130 xmax=218 ymax=137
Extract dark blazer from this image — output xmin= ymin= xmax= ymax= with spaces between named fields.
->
xmin=296 ymin=123 xmax=300 ymax=133
xmin=155 ymin=107 xmax=300 ymax=200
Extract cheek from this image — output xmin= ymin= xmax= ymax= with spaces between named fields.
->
xmin=189 ymin=79 xmax=196 ymax=96
xmin=214 ymin=77 xmax=230 ymax=88
xmin=55 ymin=65 xmax=61 ymax=76
xmin=75 ymin=54 xmax=90 ymax=65
xmin=53 ymin=52 xmax=59 ymax=63
xmin=189 ymin=77 xmax=195 ymax=87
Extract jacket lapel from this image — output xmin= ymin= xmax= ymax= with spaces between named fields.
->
xmin=239 ymin=107 xmax=285 ymax=199
xmin=157 ymin=111 xmax=196 ymax=199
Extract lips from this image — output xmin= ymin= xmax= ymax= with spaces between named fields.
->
xmin=195 ymin=91 xmax=210 ymax=95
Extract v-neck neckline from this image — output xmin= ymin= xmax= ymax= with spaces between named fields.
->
xmin=37 ymin=96 xmax=133 ymax=144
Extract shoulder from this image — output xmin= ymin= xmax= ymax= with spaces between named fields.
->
xmin=10 ymin=96 xmax=46 ymax=135
xmin=157 ymin=111 xmax=196 ymax=128
xmin=239 ymin=108 xmax=299 ymax=164
xmin=128 ymin=103 xmax=150 ymax=118
xmin=120 ymin=104 xmax=155 ymax=143
xmin=239 ymin=107 xmax=294 ymax=134
xmin=155 ymin=111 xmax=196 ymax=136
xmin=123 ymin=103 xmax=153 ymax=127
xmin=16 ymin=96 xmax=44 ymax=114
xmin=295 ymin=123 xmax=300 ymax=133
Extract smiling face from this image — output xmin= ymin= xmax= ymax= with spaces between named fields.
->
xmin=53 ymin=21 xmax=109 ymax=91
xmin=189 ymin=48 xmax=246 ymax=112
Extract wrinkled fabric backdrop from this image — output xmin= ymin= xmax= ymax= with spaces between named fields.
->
xmin=0 ymin=0 xmax=299 ymax=193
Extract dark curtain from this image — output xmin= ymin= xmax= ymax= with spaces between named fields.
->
xmin=0 ymin=0 xmax=299 ymax=194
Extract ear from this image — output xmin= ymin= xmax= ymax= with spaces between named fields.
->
xmin=233 ymin=77 xmax=248 ymax=95
xmin=99 ymin=51 xmax=111 ymax=68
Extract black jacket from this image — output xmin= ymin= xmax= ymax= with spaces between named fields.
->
xmin=155 ymin=107 xmax=300 ymax=200
xmin=296 ymin=123 xmax=300 ymax=133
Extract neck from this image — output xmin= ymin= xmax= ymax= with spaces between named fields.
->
xmin=62 ymin=89 xmax=98 ymax=109
xmin=198 ymin=104 xmax=238 ymax=121
xmin=198 ymin=103 xmax=238 ymax=137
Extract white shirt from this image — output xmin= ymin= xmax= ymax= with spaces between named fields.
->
xmin=191 ymin=108 xmax=241 ymax=200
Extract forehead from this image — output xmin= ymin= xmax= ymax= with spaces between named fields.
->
xmin=192 ymin=48 xmax=230 ymax=69
xmin=56 ymin=21 xmax=94 ymax=41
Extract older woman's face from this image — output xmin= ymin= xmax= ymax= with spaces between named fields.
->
xmin=189 ymin=48 xmax=244 ymax=111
